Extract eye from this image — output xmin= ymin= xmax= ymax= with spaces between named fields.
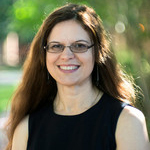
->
xmin=73 ymin=43 xmax=87 ymax=49
xmin=50 ymin=44 xmax=63 ymax=49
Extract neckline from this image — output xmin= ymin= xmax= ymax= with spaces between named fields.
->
xmin=50 ymin=93 xmax=105 ymax=118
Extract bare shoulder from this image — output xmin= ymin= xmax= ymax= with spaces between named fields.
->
xmin=12 ymin=115 xmax=29 ymax=150
xmin=15 ymin=115 xmax=29 ymax=131
xmin=120 ymin=106 xmax=146 ymax=123
xmin=115 ymin=106 xmax=150 ymax=150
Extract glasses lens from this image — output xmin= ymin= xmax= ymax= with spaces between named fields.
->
xmin=71 ymin=43 xmax=88 ymax=53
xmin=48 ymin=43 xmax=64 ymax=53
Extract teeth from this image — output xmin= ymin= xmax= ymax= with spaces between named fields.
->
xmin=59 ymin=66 xmax=78 ymax=70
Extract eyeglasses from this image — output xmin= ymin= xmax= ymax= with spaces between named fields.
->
xmin=44 ymin=42 xmax=94 ymax=53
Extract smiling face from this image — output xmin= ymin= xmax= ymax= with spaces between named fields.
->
xmin=46 ymin=20 xmax=95 ymax=87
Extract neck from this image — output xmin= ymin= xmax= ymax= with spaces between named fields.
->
xmin=54 ymin=82 xmax=102 ymax=115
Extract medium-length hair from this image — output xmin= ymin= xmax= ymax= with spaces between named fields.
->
xmin=5 ymin=3 xmax=135 ymax=150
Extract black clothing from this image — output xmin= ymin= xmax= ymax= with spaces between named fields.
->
xmin=27 ymin=93 xmax=128 ymax=150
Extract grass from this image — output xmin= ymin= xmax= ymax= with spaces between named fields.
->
xmin=0 ymin=85 xmax=16 ymax=113
xmin=0 ymin=65 xmax=22 ymax=71
xmin=0 ymin=65 xmax=21 ymax=113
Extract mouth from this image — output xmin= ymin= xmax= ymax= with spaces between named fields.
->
xmin=58 ymin=65 xmax=80 ymax=71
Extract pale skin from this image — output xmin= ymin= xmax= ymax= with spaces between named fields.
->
xmin=12 ymin=20 xmax=150 ymax=150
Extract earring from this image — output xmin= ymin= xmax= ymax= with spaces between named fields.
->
xmin=96 ymin=64 xmax=99 ymax=86
xmin=47 ymin=71 xmax=50 ymax=82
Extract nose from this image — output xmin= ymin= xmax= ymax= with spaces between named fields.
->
xmin=60 ymin=46 xmax=75 ymax=60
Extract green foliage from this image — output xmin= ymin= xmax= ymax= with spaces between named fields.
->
xmin=6 ymin=0 xmax=59 ymax=42
xmin=0 ymin=0 xmax=13 ymax=40
xmin=1 ymin=0 xmax=149 ymax=43
xmin=0 ymin=85 xmax=16 ymax=112
xmin=115 ymin=48 xmax=135 ymax=73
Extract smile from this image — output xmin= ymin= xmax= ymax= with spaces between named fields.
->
xmin=58 ymin=65 xmax=79 ymax=71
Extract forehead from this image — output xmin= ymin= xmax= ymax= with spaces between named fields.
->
xmin=47 ymin=20 xmax=91 ymax=43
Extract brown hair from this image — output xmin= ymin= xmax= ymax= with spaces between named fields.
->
xmin=5 ymin=3 xmax=135 ymax=150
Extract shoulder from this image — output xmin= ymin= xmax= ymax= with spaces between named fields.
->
xmin=119 ymin=105 xmax=145 ymax=123
xmin=13 ymin=115 xmax=28 ymax=137
xmin=12 ymin=115 xmax=29 ymax=150
xmin=116 ymin=106 xmax=150 ymax=150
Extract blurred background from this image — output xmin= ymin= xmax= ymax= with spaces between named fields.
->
xmin=0 ymin=0 xmax=150 ymax=149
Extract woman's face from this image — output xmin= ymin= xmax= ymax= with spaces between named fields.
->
xmin=46 ymin=20 xmax=95 ymax=87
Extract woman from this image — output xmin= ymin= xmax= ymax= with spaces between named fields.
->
xmin=6 ymin=3 xmax=149 ymax=150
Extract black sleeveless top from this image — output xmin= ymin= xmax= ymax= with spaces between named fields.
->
xmin=27 ymin=93 xmax=128 ymax=150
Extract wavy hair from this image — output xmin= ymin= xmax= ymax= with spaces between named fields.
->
xmin=5 ymin=3 xmax=135 ymax=150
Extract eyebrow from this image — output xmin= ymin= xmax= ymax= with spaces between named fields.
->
xmin=75 ymin=40 xmax=90 ymax=44
xmin=48 ymin=40 xmax=90 ymax=44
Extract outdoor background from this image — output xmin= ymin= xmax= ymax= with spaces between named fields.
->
xmin=0 ymin=0 xmax=150 ymax=149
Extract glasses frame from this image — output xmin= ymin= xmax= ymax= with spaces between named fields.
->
xmin=43 ymin=43 xmax=94 ymax=53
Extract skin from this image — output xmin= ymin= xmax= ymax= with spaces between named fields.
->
xmin=46 ymin=20 xmax=95 ymax=88
xmin=12 ymin=116 xmax=28 ymax=150
xmin=116 ymin=106 xmax=150 ymax=150
xmin=11 ymin=20 xmax=150 ymax=149
xmin=46 ymin=20 xmax=99 ymax=115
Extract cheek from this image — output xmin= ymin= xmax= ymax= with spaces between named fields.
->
xmin=82 ymin=53 xmax=95 ymax=74
xmin=46 ymin=54 xmax=55 ymax=70
xmin=88 ymin=50 xmax=95 ymax=66
xmin=46 ymin=53 xmax=57 ymax=64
